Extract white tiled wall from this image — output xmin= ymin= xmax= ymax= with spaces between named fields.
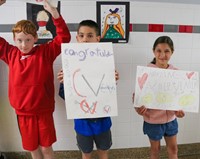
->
xmin=0 ymin=0 xmax=200 ymax=151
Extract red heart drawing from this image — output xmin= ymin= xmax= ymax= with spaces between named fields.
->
xmin=138 ymin=73 xmax=148 ymax=90
xmin=186 ymin=72 xmax=194 ymax=79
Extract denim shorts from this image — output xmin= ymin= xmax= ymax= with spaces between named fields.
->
xmin=143 ymin=119 xmax=178 ymax=141
xmin=76 ymin=130 xmax=112 ymax=153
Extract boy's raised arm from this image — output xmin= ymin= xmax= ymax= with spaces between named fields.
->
xmin=0 ymin=0 xmax=6 ymax=6
xmin=43 ymin=0 xmax=59 ymax=19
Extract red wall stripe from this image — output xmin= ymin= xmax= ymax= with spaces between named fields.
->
xmin=179 ymin=25 xmax=193 ymax=33
xmin=149 ymin=24 xmax=164 ymax=32
xmin=129 ymin=24 xmax=133 ymax=32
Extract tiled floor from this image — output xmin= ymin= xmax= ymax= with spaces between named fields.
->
xmin=4 ymin=154 xmax=200 ymax=159
xmin=3 ymin=153 xmax=200 ymax=159
xmin=4 ymin=153 xmax=200 ymax=159
xmin=178 ymin=156 xmax=200 ymax=159
xmin=3 ymin=143 xmax=200 ymax=159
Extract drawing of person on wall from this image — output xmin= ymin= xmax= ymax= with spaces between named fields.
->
xmin=101 ymin=8 xmax=125 ymax=39
xmin=36 ymin=10 xmax=53 ymax=39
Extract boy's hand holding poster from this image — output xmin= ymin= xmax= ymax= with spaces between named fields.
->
xmin=134 ymin=66 xmax=199 ymax=113
xmin=61 ymin=43 xmax=118 ymax=119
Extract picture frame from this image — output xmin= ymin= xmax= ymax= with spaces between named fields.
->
xmin=97 ymin=1 xmax=130 ymax=43
xmin=27 ymin=1 xmax=60 ymax=44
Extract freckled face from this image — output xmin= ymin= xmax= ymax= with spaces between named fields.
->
xmin=14 ymin=32 xmax=37 ymax=54
xmin=153 ymin=43 xmax=173 ymax=68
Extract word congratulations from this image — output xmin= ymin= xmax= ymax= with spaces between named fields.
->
xmin=64 ymin=47 xmax=113 ymax=61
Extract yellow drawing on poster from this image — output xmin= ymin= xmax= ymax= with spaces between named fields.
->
xmin=156 ymin=93 xmax=173 ymax=104
xmin=141 ymin=93 xmax=153 ymax=104
xmin=179 ymin=95 xmax=195 ymax=106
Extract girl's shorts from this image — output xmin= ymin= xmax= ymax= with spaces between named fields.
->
xmin=143 ymin=119 xmax=178 ymax=141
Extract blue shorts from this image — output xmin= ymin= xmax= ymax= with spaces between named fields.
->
xmin=76 ymin=130 xmax=112 ymax=153
xmin=143 ymin=119 xmax=178 ymax=141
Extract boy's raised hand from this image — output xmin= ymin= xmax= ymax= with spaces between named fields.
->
xmin=43 ymin=0 xmax=59 ymax=19
xmin=0 ymin=0 xmax=6 ymax=5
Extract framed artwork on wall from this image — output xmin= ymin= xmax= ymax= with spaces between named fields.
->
xmin=27 ymin=0 xmax=58 ymax=8
xmin=97 ymin=1 xmax=130 ymax=43
xmin=26 ymin=1 xmax=60 ymax=44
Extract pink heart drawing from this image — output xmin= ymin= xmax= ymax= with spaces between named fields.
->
xmin=138 ymin=73 xmax=148 ymax=90
xmin=104 ymin=105 xmax=111 ymax=113
xmin=186 ymin=72 xmax=194 ymax=79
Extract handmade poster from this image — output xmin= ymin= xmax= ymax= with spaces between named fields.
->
xmin=134 ymin=66 xmax=199 ymax=113
xmin=25 ymin=0 xmax=58 ymax=7
xmin=61 ymin=43 xmax=118 ymax=119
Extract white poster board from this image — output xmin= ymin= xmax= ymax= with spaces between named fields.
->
xmin=25 ymin=0 xmax=58 ymax=7
xmin=134 ymin=66 xmax=199 ymax=113
xmin=61 ymin=43 xmax=118 ymax=119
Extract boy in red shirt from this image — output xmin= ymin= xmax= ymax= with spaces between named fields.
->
xmin=0 ymin=3 xmax=6 ymax=159
xmin=0 ymin=0 xmax=71 ymax=158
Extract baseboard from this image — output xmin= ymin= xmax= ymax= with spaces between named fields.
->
xmin=3 ymin=143 xmax=200 ymax=159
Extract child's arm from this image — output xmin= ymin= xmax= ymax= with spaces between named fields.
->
xmin=43 ymin=0 xmax=59 ymax=19
xmin=57 ymin=69 xmax=65 ymax=100
xmin=0 ymin=0 xmax=6 ymax=5
xmin=41 ymin=0 xmax=71 ymax=61
xmin=0 ymin=37 xmax=14 ymax=64
xmin=59 ymin=83 xmax=65 ymax=100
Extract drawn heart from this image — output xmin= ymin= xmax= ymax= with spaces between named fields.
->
xmin=186 ymin=72 xmax=194 ymax=79
xmin=104 ymin=105 xmax=111 ymax=113
xmin=138 ymin=73 xmax=148 ymax=90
